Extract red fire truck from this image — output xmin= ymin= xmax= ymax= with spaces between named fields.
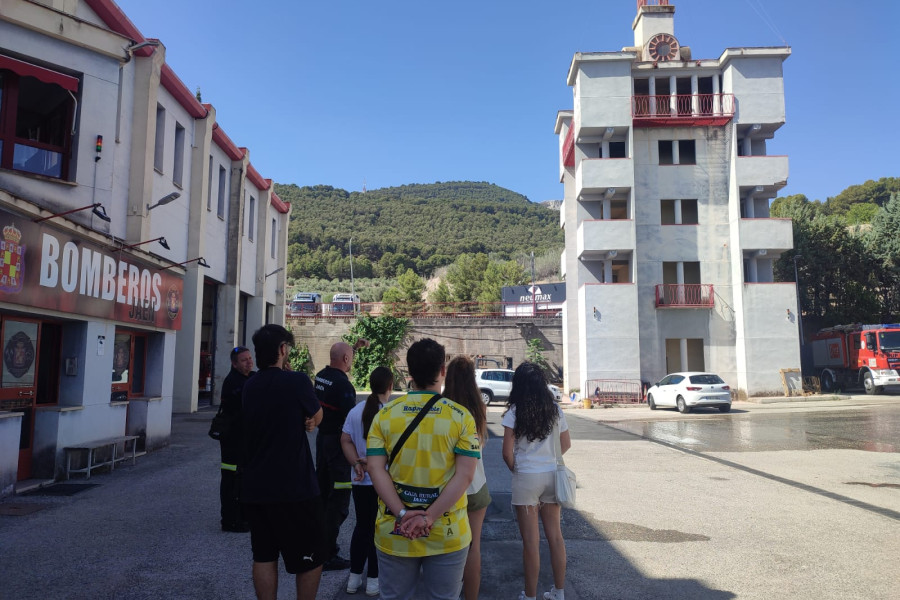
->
xmin=810 ymin=324 xmax=900 ymax=394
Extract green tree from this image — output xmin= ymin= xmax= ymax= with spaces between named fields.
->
xmin=867 ymin=192 xmax=900 ymax=319
xmin=343 ymin=315 xmax=409 ymax=389
xmin=476 ymin=259 xmax=528 ymax=309
xmin=287 ymin=344 xmax=314 ymax=376
xmin=446 ymin=253 xmax=490 ymax=304
xmin=525 ymin=338 xmax=551 ymax=376
xmin=845 ymin=203 xmax=879 ymax=225
xmin=431 ymin=279 xmax=453 ymax=312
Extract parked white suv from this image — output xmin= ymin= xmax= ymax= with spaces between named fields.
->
xmin=475 ymin=368 xmax=561 ymax=405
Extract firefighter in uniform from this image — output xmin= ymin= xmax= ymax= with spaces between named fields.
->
xmin=219 ymin=346 xmax=255 ymax=532
xmin=314 ymin=338 xmax=368 ymax=571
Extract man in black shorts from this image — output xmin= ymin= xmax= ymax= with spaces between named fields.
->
xmin=241 ymin=324 xmax=325 ymax=600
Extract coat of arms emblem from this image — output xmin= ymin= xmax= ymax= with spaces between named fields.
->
xmin=0 ymin=223 xmax=25 ymax=294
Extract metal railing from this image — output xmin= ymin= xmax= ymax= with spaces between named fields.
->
xmin=655 ymin=284 xmax=714 ymax=308
xmin=632 ymin=94 xmax=735 ymax=125
xmin=638 ymin=0 xmax=670 ymax=8
xmin=584 ymin=379 xmax=644 ymax=404
xmin=286 ymin=301 xmax=564 ymax=320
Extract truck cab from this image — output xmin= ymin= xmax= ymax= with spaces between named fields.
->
xmin=331 ymin=293 xmax=360 ymax=316
xmin=288 ymin=292 xmax=322 ymax=317
xmin=812 ymin=324 xmax=900 ymax=394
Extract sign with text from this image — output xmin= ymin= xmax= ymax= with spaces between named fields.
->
xmin=0 ymin=206 xmax=183 ymax=330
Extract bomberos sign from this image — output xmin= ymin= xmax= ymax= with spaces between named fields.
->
xmin=0 ymin=206 xmax=183 ymax=330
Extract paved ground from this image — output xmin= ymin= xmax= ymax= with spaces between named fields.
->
xmin=1 ymin=393 xmax=898 ymax=599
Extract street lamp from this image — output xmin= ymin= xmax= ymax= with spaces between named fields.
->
xmin=349 ymin=237 xmax=355 ymax=301
xmin=792 ymin=254 xmax=804 ymax=345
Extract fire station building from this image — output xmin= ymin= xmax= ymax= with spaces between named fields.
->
xmin=557 ymin=0 xmax=800 ymax=397
xmin=0 ymin=0 xmax=290 ymax=496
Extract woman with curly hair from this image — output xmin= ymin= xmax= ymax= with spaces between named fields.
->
xmin=340 ymin=366 xmax=394 ymax=596
xmin=501 ymin=362 xmax=570 ymax=600
xmin=444 ymin=356 xmax=491 ymax=600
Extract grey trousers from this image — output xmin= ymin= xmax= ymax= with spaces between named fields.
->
xmin=376 ymin=547 xmax=469 ymax=600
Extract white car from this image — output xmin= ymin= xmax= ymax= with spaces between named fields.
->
xmin=646 ymin=372 xmax=732 ymax=413
xmin=475 ymin=368 xmax=561 ymax=405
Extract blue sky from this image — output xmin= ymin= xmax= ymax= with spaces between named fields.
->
xmin=118 ymin=0 xmax=898 ymax=204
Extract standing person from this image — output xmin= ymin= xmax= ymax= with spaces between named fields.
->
xmin=314 ymin=338 xmax=369 ymax=571
xmin=340 ymin=366 xmax=394 ymax=596
xmin=219 ymin=346 xmax=255 ymax=533
xmin=367 ymin=338 xmax=480 ymax=600
xmin=241 ymin=324 xmax=325 ymax=600
xmin=501 ymin=362 xmax=571 ymax=600
xmin=444 ymin=356 xmax=491 ymax=600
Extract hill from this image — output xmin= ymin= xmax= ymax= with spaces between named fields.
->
xmin=276 ymin=182 xmax=564 ymax=285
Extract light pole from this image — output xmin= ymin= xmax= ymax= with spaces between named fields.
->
xmin=531 ymin=251 xmax=536 ymax=317
xmin=349 ymin=237 xmax=355 ymax=303
xmin=792 ymin=254 xmax=804 ymax=345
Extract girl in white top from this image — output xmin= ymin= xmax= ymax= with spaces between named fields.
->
xmin=501 ymin=362 xmax=571 ymax=600
xmin=340 ymin=366 xmax=393 ymax=596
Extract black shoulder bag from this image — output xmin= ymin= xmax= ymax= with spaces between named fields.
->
xmin=387 ymin=393 xmax=442 ymax=467
xmin=208 ymin=406 xmax=236 ymax=441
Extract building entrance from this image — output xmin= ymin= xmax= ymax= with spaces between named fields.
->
xmin=0 ymin=317 xmax=60 ymax=480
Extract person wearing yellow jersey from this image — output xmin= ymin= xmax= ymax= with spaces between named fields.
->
xmin=367 ymin=338 xmax=480 ymax=600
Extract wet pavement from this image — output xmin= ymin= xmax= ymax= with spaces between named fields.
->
xmin=1 ymin=395 xmax=898 ymax=599
xmin=601 ymin=403 xmax=900 ymax=453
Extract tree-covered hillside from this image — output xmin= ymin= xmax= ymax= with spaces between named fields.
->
xmin=277 ymin=182 xmax=564 ymax=281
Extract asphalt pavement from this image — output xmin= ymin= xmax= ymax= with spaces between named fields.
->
xmin=1 ymin=394 xmax=898 ymax=599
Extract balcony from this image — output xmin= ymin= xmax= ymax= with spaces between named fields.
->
xmin=655 ymin=284 xmax=714 ymax=308
xmin=577 ymin=219 xmax=635 ymax=259
xmin=632 ymin=94 xmax=734 ymax=127
xmin=576 ymin=158 xmax=633 ymax=197
xmin=739 ymin=218 xmax=793 ymax=253
xmin=736 ymin=155 xmax=788 ymax=192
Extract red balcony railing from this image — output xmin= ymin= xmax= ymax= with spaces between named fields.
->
xmin=655 ymin=284 xmax=714 ymax=308
xmin=632 ymin=94 xmax=734 ymax=127
xmin=638 ymin=0 xmax=670 ymax=8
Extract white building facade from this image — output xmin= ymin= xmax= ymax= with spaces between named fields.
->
xmin=557 ymin=0 xmax=799 ymax=398
xmin=0 ymin=0 xmax=290 ymax=496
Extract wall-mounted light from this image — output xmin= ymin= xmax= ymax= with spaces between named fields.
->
xmin=593 ymin=307 xmax=601 ymax=323
xmin=147 ymin=192 xmax=180 ymax=212
xmin=160 ymin=256 xmax=209 ymax=270
xmin=265 ymin=266 xmax=284 ymax=279
xmin=33 ymin=203 xmax=110 ymax=223
xmin=117 ymin=236 xmax=169 ymax=252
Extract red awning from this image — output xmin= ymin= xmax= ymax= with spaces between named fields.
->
xmin=0 ymin=55 xmax=79 ymax=92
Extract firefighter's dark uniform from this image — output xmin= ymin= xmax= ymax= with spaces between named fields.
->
xmin=314 ymin=365 xmax=357 ymax=561
xmin=219 ymin=366 xmax=253 ymax=531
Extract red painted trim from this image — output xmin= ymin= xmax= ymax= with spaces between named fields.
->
xmin=562 ymin=123 xmax=575 ymax=167
xmin=270 ymin=191 xmax=288 ymax=214
xmin=740 ymin=218 xmax=792 ymax=221
xmin=212 ymin=125 xmax=243 ymax=161
xmin=84 ymin=0 xmax=153 ymax=56
xmin=0 ymin=55 xmax=79 ymax=92
xmin=246 ymin=164 xmax=268 ymax=191
xmin=160 ymin=65 xmax=206 ymax=119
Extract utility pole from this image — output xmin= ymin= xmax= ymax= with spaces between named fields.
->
xmin=531 ymin=251 xmax=536 ymax=317
xmin=349 ymin=237 xmax=355 ymax=308
xmin=792 ymin=254 xmax=805 ymax=376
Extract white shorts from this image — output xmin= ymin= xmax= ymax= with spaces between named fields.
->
xmin=511 ymin=471 xmax=557 ymax=506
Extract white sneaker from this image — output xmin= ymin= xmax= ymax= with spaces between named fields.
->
xmin=518 ymin=592 xmax=536 ymax=600
xmin=347 ymin=572 xmax=364 ymax=594
xmin=365 ymin=577 xmax=380 ymax=596
xmin=543 ymin=586 xmax=564 ymax=600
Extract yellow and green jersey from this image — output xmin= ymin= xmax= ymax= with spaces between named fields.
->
xmin=367 ymin=391 xmax=481 ymax=557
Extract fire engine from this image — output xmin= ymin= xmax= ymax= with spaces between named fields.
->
xmin=810 ymin=324 xmax=900 ymax=394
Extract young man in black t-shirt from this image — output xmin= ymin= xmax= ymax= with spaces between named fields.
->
xmin=241 ymin=324 xmax=324 ymax=600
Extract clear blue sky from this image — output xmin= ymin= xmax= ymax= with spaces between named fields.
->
xmin=118 ymin=0 xmax=898 ymax=204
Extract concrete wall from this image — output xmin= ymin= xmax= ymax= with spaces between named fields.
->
xmin=288 ymin=318 xmax=564 ymax=385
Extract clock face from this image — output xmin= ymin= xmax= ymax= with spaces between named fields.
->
xmin=648 ymin=33 xmax=679 ymax=62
